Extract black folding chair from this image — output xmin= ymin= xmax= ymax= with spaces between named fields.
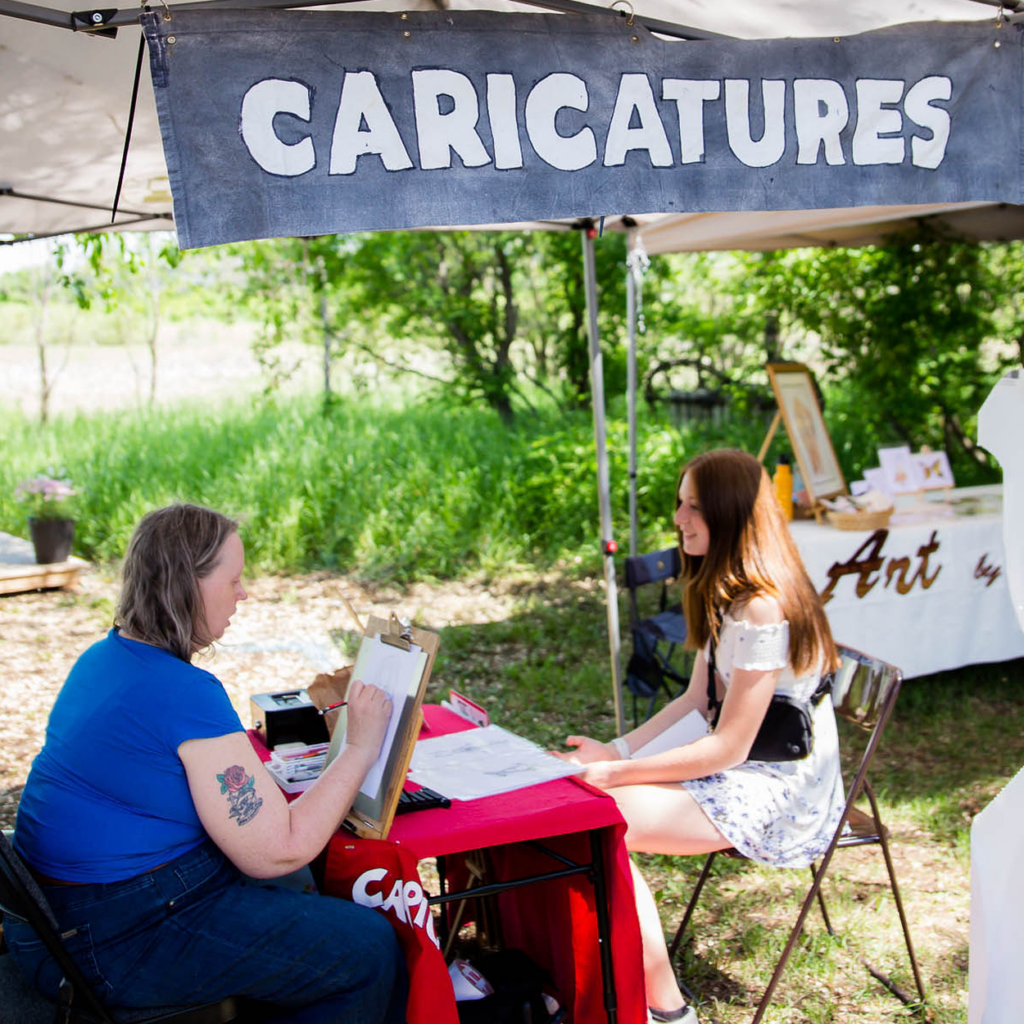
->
xmin=667 ymin=645 xmax=926 ymax=1022
xmin=0 ymin=830 xmax=252 ymax=1024
xmin=623 ymin=547 xmax=690 ymax=726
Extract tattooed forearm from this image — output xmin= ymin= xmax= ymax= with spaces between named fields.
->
xmin=216 ymin=765 xmax=263 ymax=825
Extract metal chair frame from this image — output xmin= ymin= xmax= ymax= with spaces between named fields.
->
xmin=623 ymin=546 xmax=690 ymax=726
xmin=667 ymin=644 xmax=926 ymax=1023
xmin=0 ymin=830 xmax=245 ymax=1024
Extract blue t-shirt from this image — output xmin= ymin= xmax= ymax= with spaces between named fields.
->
xmin=15 ymin=629 xmax=243 ymax=882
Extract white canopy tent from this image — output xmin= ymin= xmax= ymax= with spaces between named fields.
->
xmin=1 ymin=0 xmax=1018 ymax=734
xmin=0 ymin=0 xmax=1006 ymax=241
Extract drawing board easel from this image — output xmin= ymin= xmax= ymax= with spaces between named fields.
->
xmin=759 ymin=362 xmax=847 ymax=519
xmin=326 ymin=612 xmax=439 ymax=840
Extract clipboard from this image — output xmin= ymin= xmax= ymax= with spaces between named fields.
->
xmin=326 ymin=613 xmax=439 ymax=840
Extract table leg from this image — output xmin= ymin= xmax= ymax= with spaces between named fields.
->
xmin=589 ymin=829 xmax=618 ymax=1024
xmin=435 ymin=854 xmax=449 ymax=952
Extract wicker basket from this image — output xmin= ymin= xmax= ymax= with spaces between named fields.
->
xmin=826 ymin=508 xmax=893 ymax=531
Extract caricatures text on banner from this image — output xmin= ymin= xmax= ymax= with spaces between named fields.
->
xmin=141 ymin=11 xmax=1024 ymax=249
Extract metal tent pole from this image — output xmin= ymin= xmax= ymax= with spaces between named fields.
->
xmin=626 ymin=255 xmax=638 ymax=560
xmin=581 ymin=227 xmax=625 ymax=736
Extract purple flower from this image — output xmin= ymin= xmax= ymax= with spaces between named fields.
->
xmin=15 ymin=474 xmax=78 ymax=520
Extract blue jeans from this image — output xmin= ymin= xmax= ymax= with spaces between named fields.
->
xmin=3 ymin=839 xmax=407 ymax=1024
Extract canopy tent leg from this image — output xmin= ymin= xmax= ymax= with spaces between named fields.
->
xmin=581 ymin=228 xmax=625 ymax=736
xmin=626 ymin=261 xmax=639 ymax=560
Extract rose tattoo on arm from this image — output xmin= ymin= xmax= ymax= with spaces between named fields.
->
xmin=217 ymin=765 xmax=263 ymax=825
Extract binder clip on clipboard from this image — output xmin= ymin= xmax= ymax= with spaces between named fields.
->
xmin=380 ymin=612 xmax=414 ymax=651
xmin=325 ymin=612 xmax=439 ymax=840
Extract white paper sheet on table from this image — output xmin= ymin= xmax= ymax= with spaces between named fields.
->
xmin=408 ymin=724 xmax=583 ymax=800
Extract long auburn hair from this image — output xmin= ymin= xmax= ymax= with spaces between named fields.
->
xmin=115 ymin=504 xmax=239 ymax=662
xmin=677 ymin=448 xmax=838 ymax=675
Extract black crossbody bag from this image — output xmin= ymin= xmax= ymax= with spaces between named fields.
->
xmin=706 ymin=628 xmax=832 ymax=762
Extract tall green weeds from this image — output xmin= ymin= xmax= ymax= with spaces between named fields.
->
xmin=0 ymin=395 xmax=711 ymax=578
xmin=3 ymin=387 xmax=992 ymax=580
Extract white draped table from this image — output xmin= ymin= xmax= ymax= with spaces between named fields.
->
xmin=790 ymin=486 xmax=1024 ymax=679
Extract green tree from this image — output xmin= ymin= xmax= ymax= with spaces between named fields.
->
xmin=754 ymin=231 xmax=1017 ymax=479
xmin=229 ymin=235 xmax=367 ymax=409
xmin=229 ymin=227 xmax=639 ymax=425
xmin=58 ymin=232 xmax=183 ymax=405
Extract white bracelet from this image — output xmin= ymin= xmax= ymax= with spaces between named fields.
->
xmin=610 ymin=736 xmax=630 ymax=760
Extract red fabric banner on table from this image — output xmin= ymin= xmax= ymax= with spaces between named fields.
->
xmin=319 ymin=835 xmax=459 ymax=1024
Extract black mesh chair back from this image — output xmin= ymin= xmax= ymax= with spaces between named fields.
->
xmin=623 ymin=546 xmax=690 ymax=725
xmin=0 ymin=830 xmax=247 ymax=1024
xmin=667 ymin=644 xmax=926 ymax=1023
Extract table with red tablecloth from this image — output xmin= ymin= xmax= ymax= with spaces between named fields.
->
xmin=252 ymin=706 xmax=645 ymax=1024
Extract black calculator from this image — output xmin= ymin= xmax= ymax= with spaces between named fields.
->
xmin=395 ymin=786 xmax=452 ymax=813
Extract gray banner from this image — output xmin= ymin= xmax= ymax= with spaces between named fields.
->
xmin=142 ymin=10 xmax=1023 ymax=249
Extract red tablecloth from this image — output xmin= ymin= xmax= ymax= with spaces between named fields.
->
xmin=252 ymin=708 xmax=646 ymax=1024
xmin=393 ymin=707 xmax=644 ymax=1024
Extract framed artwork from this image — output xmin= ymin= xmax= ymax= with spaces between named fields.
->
xmin=766 ymin=363 xmax=846 ymax=503
xmin=878 ymin=445 xmax=924 ymax=495
xmin=913 ymin=449 xmax=955 ymax=490
xmin=862 ymin=467 xmax=890 ymax=495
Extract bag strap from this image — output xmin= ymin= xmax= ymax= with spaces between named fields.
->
xmin=706 ymin=615 xmax=723 ymax=729
xmin=810 ymin=668 xmax=834 ymax=706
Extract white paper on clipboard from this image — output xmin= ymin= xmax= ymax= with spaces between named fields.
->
xmin=324 ymin=634 xmax=427 ymax=798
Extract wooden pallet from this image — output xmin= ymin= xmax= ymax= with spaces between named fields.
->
xmin=0 ymin=532 xmax=88 ymax=595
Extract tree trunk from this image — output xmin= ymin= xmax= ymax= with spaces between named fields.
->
xmin=32 ymin=263 xmax=54 ymax=424
xmin=147 ymin=255 xmax=160 ymax=406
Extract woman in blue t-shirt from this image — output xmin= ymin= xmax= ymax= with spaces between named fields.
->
xmin=5 ymin=503 xmax=408 ymax=1024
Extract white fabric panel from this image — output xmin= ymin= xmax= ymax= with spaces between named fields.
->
xmin=969 ymin=766 xmax=1024 ymax=1024
xmin=978 ymin=373 xmax=1024 ymax=633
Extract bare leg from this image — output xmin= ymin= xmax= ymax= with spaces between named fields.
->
xmin=610 ymin=783 xmax=733 ymax=856
xmin=609 ymin=784 xmax=733 ymax=1014
xmin=630 ymin=858 xmax=688 ymax=1011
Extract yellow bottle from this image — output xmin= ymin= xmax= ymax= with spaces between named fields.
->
xmin=774 ymin=454 xmax=794 ymax=521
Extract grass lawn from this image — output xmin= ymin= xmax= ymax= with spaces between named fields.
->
xmin=432 ymin=573 xmax=1024 ymax=1024
xmin=2 ymin=563 xmax=1018 ymax=1023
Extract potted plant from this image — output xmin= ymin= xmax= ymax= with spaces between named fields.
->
xmin=15 ymin=473 xmax=78 ymax=565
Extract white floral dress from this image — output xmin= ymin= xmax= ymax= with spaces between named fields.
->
xmin=681 ymin=612 xmax=846 ymax=867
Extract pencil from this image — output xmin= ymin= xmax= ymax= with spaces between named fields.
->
xmin=317 ymin=701 xmax=348 ymax=715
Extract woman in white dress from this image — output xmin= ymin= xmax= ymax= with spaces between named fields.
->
xmin=556 ymin=448 xmax=844 ymax=1024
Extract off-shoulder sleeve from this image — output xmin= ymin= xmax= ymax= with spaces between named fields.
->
xmin=729 ymin=618 xmax=790 ymax=672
